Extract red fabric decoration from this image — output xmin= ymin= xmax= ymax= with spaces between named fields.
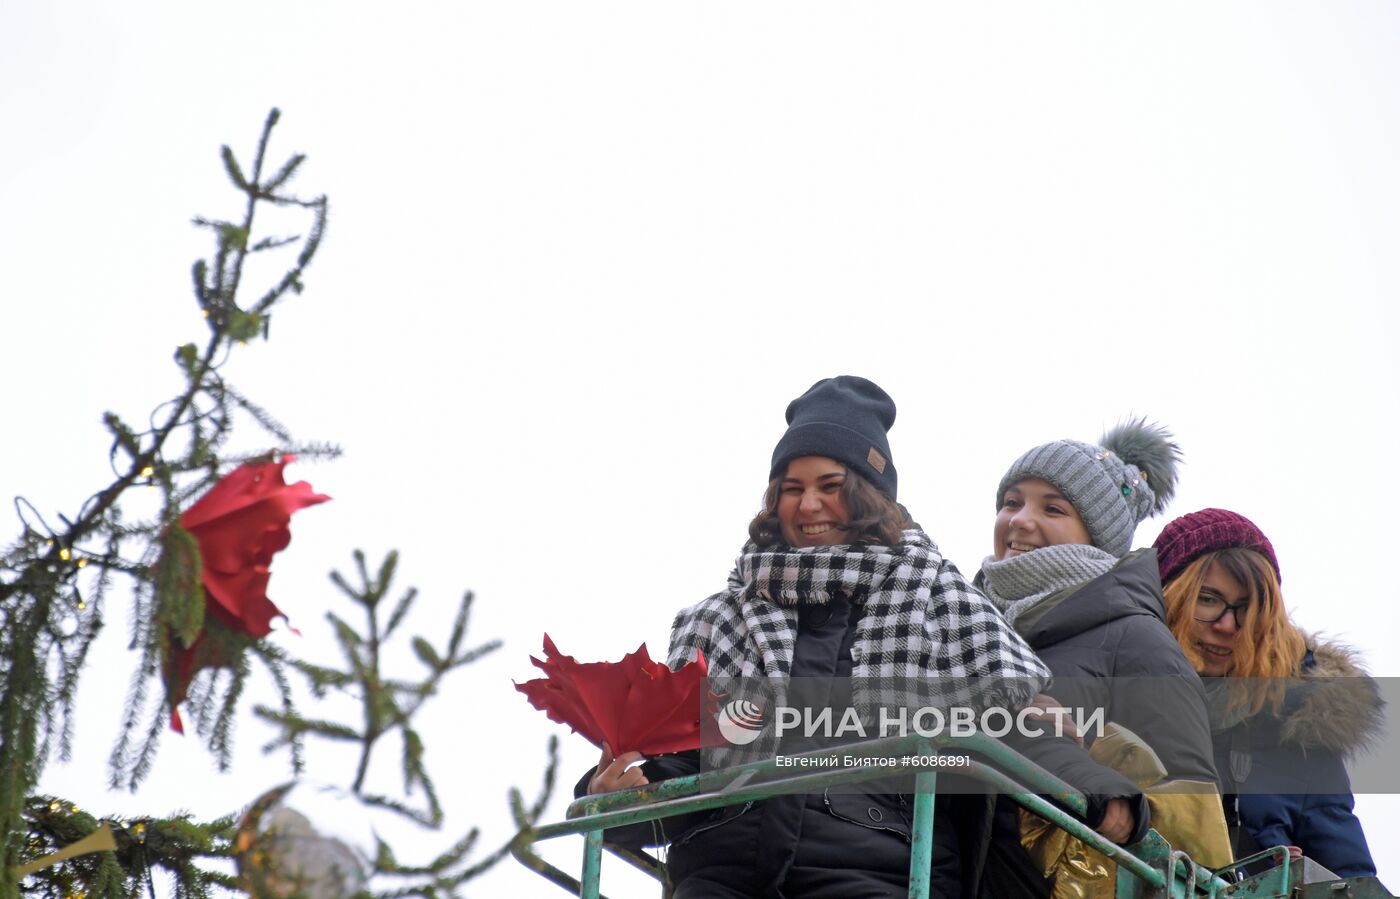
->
xmin=165 ymin=629 xmax=238 ymax=734
xmin=180 ymin=455 xmax=330 ymax=638
xmin=515 ymin=634 xmax=708 ymax=756
xmin=166 ymin=456 xmax=329 ymax=732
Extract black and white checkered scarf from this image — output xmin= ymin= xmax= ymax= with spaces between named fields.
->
xmin=668 ymin=528 xmax=1051 ymax=711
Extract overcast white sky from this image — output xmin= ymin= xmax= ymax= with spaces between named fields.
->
xmin=4 ymin=2 xmax=1399 ymax=896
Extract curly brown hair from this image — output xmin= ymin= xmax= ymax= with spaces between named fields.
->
xmin=747 ymin=464 xmax=911 ymax=547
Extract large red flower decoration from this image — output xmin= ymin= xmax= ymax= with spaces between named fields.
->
xmin=180 ymin=455 xmax=330 ymax=638
xmin=164 ymin=455 xmax=329 ymax=732
xmin=515 ymin=634 xmax=708 ymax=756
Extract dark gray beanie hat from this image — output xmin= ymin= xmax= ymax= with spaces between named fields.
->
xmin=770 ymin=376 xmax=898 ymax=499
xmin=994 ymin=418 xmax=1181 ymax=558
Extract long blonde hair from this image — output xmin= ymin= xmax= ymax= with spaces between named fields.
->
xmin=1162 ymin=547 xmax=1305 ymax=714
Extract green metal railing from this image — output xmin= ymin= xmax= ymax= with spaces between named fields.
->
xmin=510 ymin=732 xmax=1241 ymax=899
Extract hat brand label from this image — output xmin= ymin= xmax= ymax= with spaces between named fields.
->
xmin=867 ymin=447 xmax=887 ymax=474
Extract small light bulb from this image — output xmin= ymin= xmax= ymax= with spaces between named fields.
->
xmin=202 ymin=310 xmax=209 ymax=318
xmin=70 ymin=806 xmax=79 ymax=814
xmin=77 ymin=601 xmax=87 ymax=611
xmin=48 ymin=801 xmax=60 ymax=812
xmin=59 ymin=548 xmax=71 ymax=561
xmin=76 ymin=559 xmax=88 ymax=569
xmin=140 ymin=466 xmax=155 ymax=478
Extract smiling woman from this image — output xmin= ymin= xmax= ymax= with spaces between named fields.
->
xmin=775 ymin=456 xmax=853 ymax=546
xmin=748 ymin=454 xmax=910 ymax=549
xmin=578 ymin=375 xmax=1054 ymax=899
xmin=993 ymin=479 xmax=1092 ymax=560
xmin=973 ymin=419 xmax=1233 ymax=890
xmin=1184 ymin=559 xmax=1258 ymax=677
xmin=1154 ymin=508 xmax=1380 ymax=877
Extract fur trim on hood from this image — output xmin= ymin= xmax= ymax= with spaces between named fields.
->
xmin=1280 ymin=633 xmax=1385 ymax=758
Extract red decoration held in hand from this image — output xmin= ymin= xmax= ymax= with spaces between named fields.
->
xmin=165 ymin=455 xmax=329 ymax=732
xmin=515 ymin=635 xmax=708 ymax=756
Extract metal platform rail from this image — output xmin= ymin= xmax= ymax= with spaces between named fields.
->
xmin=511 ymin=731 xmax=1250 ymax=899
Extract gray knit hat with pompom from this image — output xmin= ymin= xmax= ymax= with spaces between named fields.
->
xmin=994 ymin=418 xmax=1182 ymax=558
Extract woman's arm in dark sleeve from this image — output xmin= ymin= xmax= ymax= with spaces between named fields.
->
xmin=1003 ymin=729 xmax=1151 ymax=843
xmin=1293 ymin=788 xmax=1376 ymax=878
xmin=1242 ymin=750 xmax=1377 ymax=879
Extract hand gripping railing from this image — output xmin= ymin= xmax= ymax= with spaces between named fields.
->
xmin=511 ymin=732 xmax=1234 ymax=899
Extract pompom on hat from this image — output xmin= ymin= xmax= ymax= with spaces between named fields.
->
xmin=1153 ymin=508 xmax=1281 ymax=586
xmin=995 ymin=417 xmax=1182 ymax=558
xmin=770 ymin=376 xmax=898 ymax=499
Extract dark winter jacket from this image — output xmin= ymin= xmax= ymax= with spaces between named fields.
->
xmin=1212 ymin=635 xmax=1381 ymax=878
xmin=957 ymin=547 xmax=1239 ymax=895
xmin=988 ymin=547 xmax=1235 ymax=872
xmin=576 ymin=592 xmax=972 ymax=898
xmin=1012 ymin=549 xmax=1220 ymax=794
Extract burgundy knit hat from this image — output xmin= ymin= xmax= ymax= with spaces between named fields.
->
xmin=1152 ymin=508 xmax=1282 ymax=586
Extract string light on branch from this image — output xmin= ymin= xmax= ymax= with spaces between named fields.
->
xmin=140 ymin=465 xmax=155 ymax=478
xmin=58 ymin=548 xmax=71 ymax=562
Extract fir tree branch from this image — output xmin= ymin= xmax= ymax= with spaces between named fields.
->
xmin=258 ymin=552 xmax=558 ymax=895
xmin=2 ymin=108 xmax=332 ymax=897
xmin=19 ymin=797 xmax=239 ymax=899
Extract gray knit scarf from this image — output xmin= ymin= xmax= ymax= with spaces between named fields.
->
xmin=978 ymin=543 xmax=1118 ymax=626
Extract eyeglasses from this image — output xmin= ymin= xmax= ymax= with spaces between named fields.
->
xmin=1193 ymin=595 xmax=1249 ymax=628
